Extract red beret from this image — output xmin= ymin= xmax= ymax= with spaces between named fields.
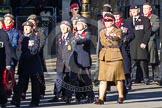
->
xmin=70 ymin=3 xmax=79 ymax=9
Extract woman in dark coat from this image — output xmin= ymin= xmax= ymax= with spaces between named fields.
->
xmin=11 ymin=21 xmax=43 ymax=107
xmin=69 ymin=17 xmax=94 ymax=103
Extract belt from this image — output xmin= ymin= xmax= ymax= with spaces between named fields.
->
xmin=103 ymin=45 xmax=119 ymax=48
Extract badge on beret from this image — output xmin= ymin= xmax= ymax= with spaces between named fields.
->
xmin=67 ymin=45 xmax=72 ymax=51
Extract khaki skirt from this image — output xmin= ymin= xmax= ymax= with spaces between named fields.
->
xmin=98 ymin=60 xmax=125 ymax=81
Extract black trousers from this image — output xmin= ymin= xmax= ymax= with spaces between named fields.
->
xmin=12 ymin=74 xmax=40 ymax=105
xmin=131 ymin=60 xmax=149 ymax=82
xmin=22 ymin=74 xmax=46 ymax=96
xmin=0 ymin=70 xmax=7 ymax=104
xmin=53 ymin=72 xmax=70 ymax=98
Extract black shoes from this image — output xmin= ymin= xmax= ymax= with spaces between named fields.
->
xmin=94 ymin=99 xmax=104 ymax=105
xmin=11 ymin=100 xmax=20 ymax=107
xmin=117 ymin=97 xmax=124 ymax=104
xmin=48 ymin=96 xmax=59 ymax=102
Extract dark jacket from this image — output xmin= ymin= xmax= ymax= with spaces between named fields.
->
xmin=147 ymin=14 xmax=160 ymax=64
xmin=56 ymin=32 xmax=74 ymax=72
xmin=128 ymin=16 xmax=152 ymax=60
xmin=18 ymin=34 xmax=43 ymax=76
xmin=72 ymin=30 xmax=92 ymax=68
xmin=35 ymin=27 xmax=47 ymax=72
xmin=117 ymin=18 xmax=134 ymax=74
xmin=0 ymin=29 xmax=12 ymax=71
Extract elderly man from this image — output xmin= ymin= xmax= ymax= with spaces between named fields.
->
xmin=128 ymin=5 xmax=152 ymax=85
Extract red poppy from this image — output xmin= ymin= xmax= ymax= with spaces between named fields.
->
xmin=82 ymin=31 xmax=86 ymax=37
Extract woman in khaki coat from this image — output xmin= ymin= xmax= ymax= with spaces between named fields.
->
xmin=95 ymin=13 xmax=125 ymax=104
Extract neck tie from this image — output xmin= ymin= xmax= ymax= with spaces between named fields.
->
xmin=133 ymin=18 xmax=136 ymax=26
xmin=61 ymin=35 xmax=65 ymax=47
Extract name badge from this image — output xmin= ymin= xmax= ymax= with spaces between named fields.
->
xmin=135 ymin=25 xmax=144 ymax=30
xmin=28 ymin=40 xmax=34 ymax=46
xmin=0 ymin=41 xmax=4 ymax=48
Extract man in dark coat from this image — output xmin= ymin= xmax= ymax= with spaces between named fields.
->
xmin=11 ymin=21 xmax=43 ymax=107
xmin=142 ymin=2 xmax=160 ymax=83
xmin=0 ymin=17 xmax=12 ymax=108
xmin=113 ymin=8 xmax=134 ymax=90
xmin=128 ymin=5 xmax=152 ymax=85
xmin=48 ymin=20 xmax=74 ymax=103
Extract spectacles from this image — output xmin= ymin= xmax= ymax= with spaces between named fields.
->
xmin=74 ymin=9 xmax=79 ymax=11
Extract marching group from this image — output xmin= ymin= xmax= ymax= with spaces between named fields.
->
xmin=0 ymin=1 xmax=162 ymax=108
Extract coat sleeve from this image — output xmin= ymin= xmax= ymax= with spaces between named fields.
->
xmin=3 ymin=31 xmax=12 ymax=66
xmin=75 ymin=31 xmax=91 ymax=44
xmin=96 ymin=20 xmax=103 ymax=56
xmin=142 ymin=18 xmax=152 ymax=45
xmin=123 ymin=19 xmax=135 ymax=43
xmin=37 ymin=27 xmax=47 ymax=51
xmin=151 ymin=15 xmax=160 ymax=35
xmin=12 ymin=29 xmax=19 ymax=48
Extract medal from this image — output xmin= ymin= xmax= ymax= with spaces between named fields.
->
xmin=67 ymin=45 xmax=72 ymax=51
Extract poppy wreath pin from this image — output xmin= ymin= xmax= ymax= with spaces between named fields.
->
xmin=121 ymin=22 xmax=124 ymax=26
xmin=82 ymin=31 xmax=87 ymax=37
xmin=137 ymin=18 xmax=142 ymax=22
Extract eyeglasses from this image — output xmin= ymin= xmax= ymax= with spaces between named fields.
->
xmin=74 ymin=9 xmax=79 ymax=11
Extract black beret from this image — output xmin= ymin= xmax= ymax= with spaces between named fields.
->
xmin=61 ymin=20 xmax=71 ymax=27
xmin=77 ymin=17 xmax=87 ymax=24
xmin=71 ymin=14 xmax=81 ymax=21
xmin=103 ymin=13 xmax=115 ymax=22
xmin=130 ymin=5 xmax=139 ymax=9
xmin=113 ymin=8 xmax=122 ymax=14
xmin=27 ymin=14 xmax=38 ymax=21
xmin=102 ymin=6 xmax=112 ymax=12
xmin=22 ymin=21 xmax=34 ymax=27
xmin=4 ymin=13 xmax=14 ymax=19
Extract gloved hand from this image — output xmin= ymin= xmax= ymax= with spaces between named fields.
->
xmin=6 ymin=66 xmax=11 ymax=71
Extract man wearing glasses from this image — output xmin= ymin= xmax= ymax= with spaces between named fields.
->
xmin=69 ymin=3 xmax=80 ymax=18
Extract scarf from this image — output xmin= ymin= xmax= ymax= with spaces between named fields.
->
xmin=142 ymin=11 xmax=152 ymax=18
xmin=3 ymin=23 xmax=14 ymax=31
xmin=115 ymin=17 xmax=123 ymax=28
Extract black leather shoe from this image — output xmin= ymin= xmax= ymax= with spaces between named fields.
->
xmin=11 ymin=100 xmax=20 ymax=107
xmin=48 ymin=96 xmax=59 ymax=102
xmin=117 ymin=97 xmax=124 ymax=104
xmin=94 ymin=99 xmax=104 ymax=105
